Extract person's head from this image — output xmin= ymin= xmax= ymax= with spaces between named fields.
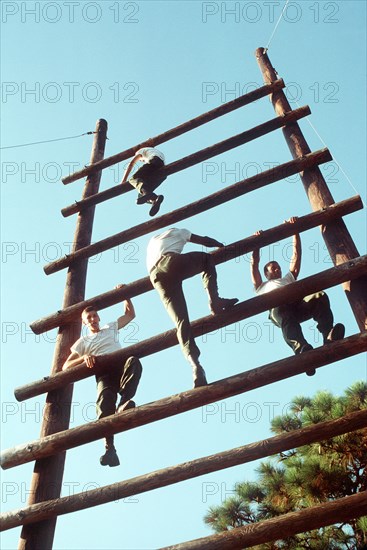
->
xmin=81 ymin=307 xmax=100 ymax=333
xmin=264 ymin=261 xmax=282 ymax=280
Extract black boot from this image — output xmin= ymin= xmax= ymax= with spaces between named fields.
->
xmin=149 ymin=195 xmax=164 ymax=216
xmin=116 ymin=397 xmax=136 ymax=414
xmin=100 ymin=445 xmax=120 ymax=467
xmin=323 ymin=323 xmax=345 ymax=344
xmin=209 ymin=297 xmax=239 ymax=315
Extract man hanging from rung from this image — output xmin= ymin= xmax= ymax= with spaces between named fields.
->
xmin=250 ymin=217 xmax=345 ymax=376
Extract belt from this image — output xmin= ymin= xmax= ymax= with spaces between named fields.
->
xmin=149 ymin=252 xmax=178 ymax=273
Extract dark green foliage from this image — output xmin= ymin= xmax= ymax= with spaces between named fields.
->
xmin=204 ymin=382 xmax=367 ymax=549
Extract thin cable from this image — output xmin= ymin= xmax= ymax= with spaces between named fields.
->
xmin=306 ymin=118 xmax=366 ymax=207
xmin=0 ymin=131 xmax=96 ymax=150
xmin=263 ymin=0 xmax=364 ymax=205
xmin=290 ymin=97 xmax=367 ymax=208
xmin=264 ymin=0 xmax=290 ymax=52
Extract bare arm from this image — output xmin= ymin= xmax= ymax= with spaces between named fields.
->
xmin=63 ymin=351 xmax=97 ymax=370
xmin=120 ymin=153 xmax=143 ymax=184
xmin=251 ymin=230 xmax=263 ymax=290
xmin=117 ymin=299 xmax=135 ymax=330
xmin=62 ymin=351 xmax=86 ymax=370
xmin=286 ymin=217 xmax=302 ymax=279
xmin=189 ymin=233 xmax=224 ymax=248
xmin=115 ymin=284 xmax=136 ymax=330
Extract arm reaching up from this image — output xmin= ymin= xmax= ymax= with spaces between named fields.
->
xmin=286 ymin=217 xmax=301 ymax=279
xmin=251 ymin=230 xmax=263 ymax=290
xmin=115 ymin=284 xmax=136 ymax=329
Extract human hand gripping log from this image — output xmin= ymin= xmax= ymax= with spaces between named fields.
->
xmin=146 ymin=228 xmax=238 ymax=389
xmin=62 ymin=285 xmax=143 ymax=467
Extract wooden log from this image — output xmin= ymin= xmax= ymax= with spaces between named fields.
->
xmin=160 ymin=492 xmax=367 ymax=550
xmin=61 ymin=80 xmax=285 ymax=185
xmin=30 ymin=196 xmax=363 ymax=334
xmin=256 ymin=48 xmax=367 ymax=331
xmin=61 ymin=105 xmax=310 ymax=217
xmin=17 ymin=254 xmax=367 ymax=402
xmin=45 ymin=148 xmax=332 ymax=275
xmin=3 ymin=331 xmax=367 ymax=470
xmin=1 ymin=409 xmax=366 ymax=530
xmin=18 ymin=120 xmax=108 ymax=550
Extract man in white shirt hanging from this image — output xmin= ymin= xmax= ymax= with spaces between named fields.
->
xmin=120 ymin=146 xmax=166 ymax=216
xmin=147 ymin=227 xmax=238 ymax=388
xmin=250 ymin=217 xmax=345 ymax=375
xmin=63 ymin=289 xmax=142 ymax=467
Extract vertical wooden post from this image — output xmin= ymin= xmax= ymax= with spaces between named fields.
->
xmin=18 ymin=119 xmax=108 ymax=550
xmin=255 ymin=48 xmax=367 ymax=330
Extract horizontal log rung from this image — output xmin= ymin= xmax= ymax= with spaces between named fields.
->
xmin=160 ymin=492 xmax=367 ymax=550
xmin=61 ymin=106 xmax=310 ymax=217
xmin=16 ymin=255 xmax=367 ymax=402
xmin=3 ymin=332 xmax=367 ymax=470
xmin=61 ymin=80 xmax=285 ymax=185
xmin=45 ymin=148 xmax=332 ymax=275
xmin=1 ymin=409 xmax=366 ymax=531
xmin=30 ymin=196 xmax=363 ymax=334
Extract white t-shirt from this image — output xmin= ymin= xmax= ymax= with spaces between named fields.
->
xmin=256 ymin=271 xmax=295 ymax=295
xmin=136 ymin=147 xmax=165 ymax=164
xmin=146 ymin=228 xmax=192 ymax=272
xmin=71 ymin=321 xmax=121 ymax=356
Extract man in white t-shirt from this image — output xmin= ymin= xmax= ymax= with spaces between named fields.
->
xmin=63 ymin=291 xmax=142 ymax=467
xmin=147 ymin=227 xmax=238 ymax=388
xmin=251 ymin=217 xmax=344 ymax=375
xmin=120 ymin=146 xmax=166 ymax=216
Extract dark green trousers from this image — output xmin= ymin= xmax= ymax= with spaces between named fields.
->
xmin=150 ymin=252 xmax=219 ymax=360
xmin=269 ymin=291 xmax=334 ymax=353
xmin=95 ymin=356 xmax=142 ymax=420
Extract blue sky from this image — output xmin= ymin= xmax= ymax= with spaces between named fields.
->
xmin=1 ymin=1 xmax=366 ymax=549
